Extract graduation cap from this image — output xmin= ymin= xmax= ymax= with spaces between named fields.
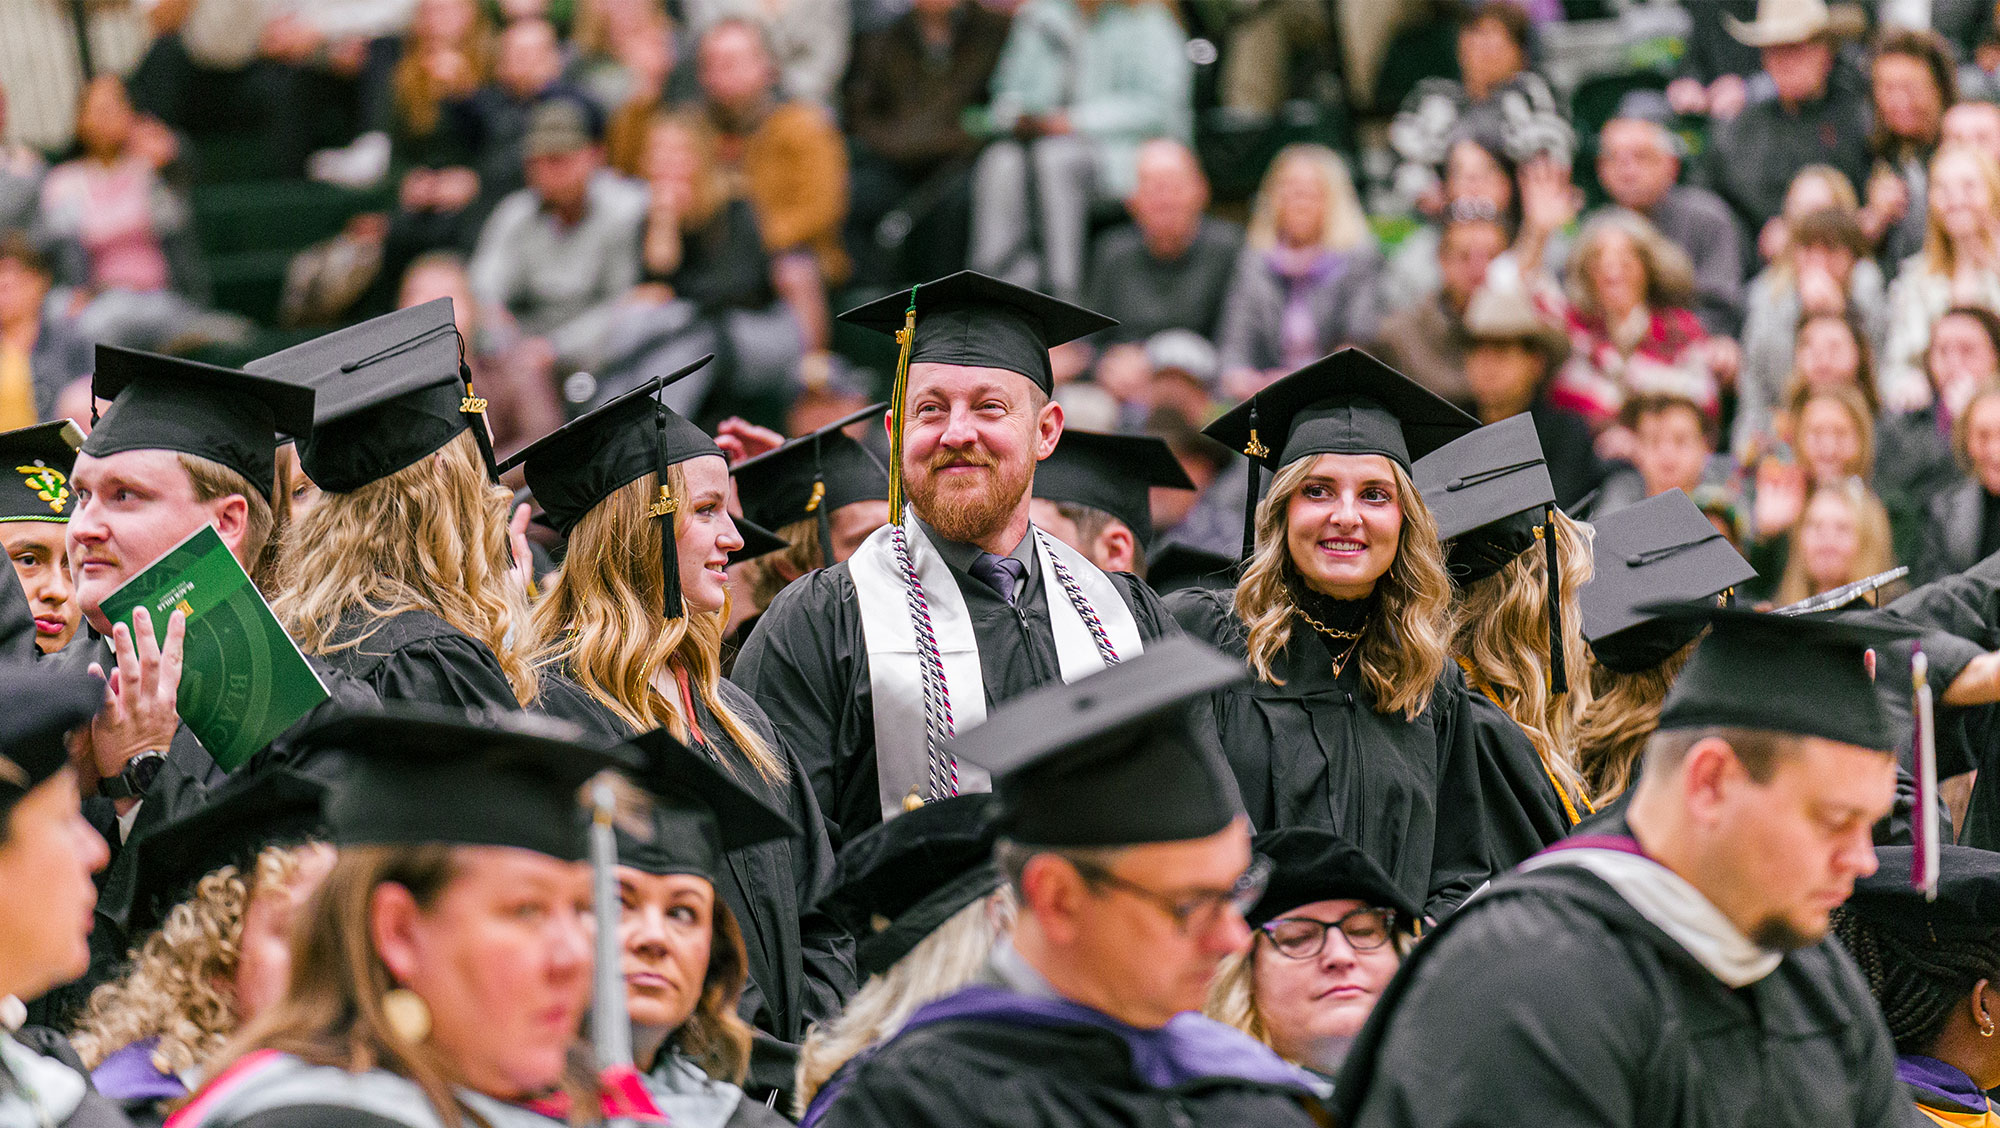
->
xmin=126 ymin=769 xmax=325 ymax=934
xmin=1146 ymin=542 xmax=1238 ymax=595
xmin=1033 ymin=430 xmax=1194 ymax=546
xmin=1580 ymin=490 xmax=1757 ymax=674
xmin=613 ymin=727 xmax=797 ymax=886
xmin=730 ymin=402 xmax=889 ymax=566
xmin=1771 ymin=567 xmax=1908 ymax=616
xmin=837 ymin=272 xmax=1116 ymax=524
xmin=1413 ymin=414 xmax=1570 ymax=693
xmin=1847 ymin=845 xmax=2000 ymax=941
xmin=0 ymin=420 xmax=83 ymax=522
xmin=1204 ymin=349 xmax=1479 ymax=557
xmin=0 ymin=663 xmax=101 ymax=816
xmin=730 ymin=515 xmax=786 ymax=565
xmin=499 ymin=356 xmax=720 ymax=621
xmin=1246 ymin=827 xmax=1420 ymax=932
xmin=1645 ymin=603 xmax=1922 ymax=752
xmin=244 ymin=299 xmax=496 ymax=493
xmin=297 ymin=703 xmax=632 ymax=862
xmin=946 ymin=636 xmax=1247 ymax=848
xmin=84 ymin=346 xmax=316 ymax=501
xmin=819 ymin=793 xmax=1001 ymax=977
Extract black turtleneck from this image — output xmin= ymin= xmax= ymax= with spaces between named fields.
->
xmin=1288 ymin=578 xmax=1374 ymax=664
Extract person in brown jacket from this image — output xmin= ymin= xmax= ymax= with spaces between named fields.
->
xmin=698 ymin=16 xmax=847 ymax=350
xmin=842 ymin=0 xmax=1010 ymax=286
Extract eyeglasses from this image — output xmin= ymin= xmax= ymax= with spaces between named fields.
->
xmin=1070 ymin=854 xmax=1272 ymax=935
xmin=1259 ymin=907 xmax=1399 ymax=960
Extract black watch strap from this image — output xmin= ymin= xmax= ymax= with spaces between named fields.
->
xmin=101 ymin=750 xmax=166 ymax=800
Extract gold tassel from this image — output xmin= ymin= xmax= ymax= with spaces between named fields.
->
xmin=805 ymin=480 xmax=827 ymax=513
xmin=886 ymin=286 xmax=918 ymax=526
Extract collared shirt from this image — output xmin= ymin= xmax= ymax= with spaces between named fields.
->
xmin=983 ymin=937 xmax=1062 ymax=1000
xmin=916 ymin=516 xmax=1042 ymax=607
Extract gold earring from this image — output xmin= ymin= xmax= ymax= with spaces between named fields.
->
xmin=1981 ymin=1019 xmax=1995 ymax=1038
xmin=381 ymin=988 xmax=431 ymax=1044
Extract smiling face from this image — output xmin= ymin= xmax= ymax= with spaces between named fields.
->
xmin=899 ymin=363 xmax=1060 ymax=545
xmin=1586 ymin=229 xmax=1648 ymax=320
xmin=617 ymin=867 xmax=714 ymax=1040
xmin=1283 ymin=453 xmax=1403 ymax=600
xmin=1251 ymin=898 xmax=1402 ymax=1058
xmin=1796 ymin=489 xmax=1862 ymax=590
xmin=1930 ymin=148 xmax=1995 ymax=245
xmin=1797 ymin=398 xmax=1863 ymax=487
xmin=673 ymin=455 xmax=742 ymax=616
xmin=1 ymin=520 xmax=77 ymax=654
xmin=1794 ymin=317 xmax=1861 ymax=390
xmin=374 ymin=847 xmax=594 ymax=1101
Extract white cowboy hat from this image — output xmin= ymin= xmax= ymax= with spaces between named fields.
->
xmin=1724 ymin=0 xmax=1862 ymax=48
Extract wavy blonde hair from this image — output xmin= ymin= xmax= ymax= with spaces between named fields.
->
xmin=1235 ymin=457 xmax=1452 ymax=720
xmin=530 ymin=467 xmax=783 ymax=783
xmin=71 ymin=845 xmax=313 ymax=1075
xmin=271 ymin=431 xmax=536 ymax=704
xmin=211 ymin=846 xmax=598 ymax=1128
xmin=1245 ymin=143 xmax=1372 ymax=254
xmin=1772 ymin=481 xmax=1896 ymax=607
xmin=1577 ymin=639 xmax=1697 ymax=808
xmin=793 ymin=888 xmax=1013 ymax=1116
xmin=1449 ymin=510 xmax=1595 ymax=800
xmin=1920 ymin=145 xmax=2000 ymax=279
xmin=1204 ymin=929 xmax=1412 ymax=1054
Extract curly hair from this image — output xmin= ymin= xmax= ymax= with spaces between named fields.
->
xmin=1834 ymin=905 xmax=2000 ymax=1056
xmin=1235 ymin=457 xmax=1453 ymax=720
xmin=793 ymin=889 xmax=1013 ymax=1116
xmin=271 ymin=430 xmax=536 ymax=705
xmin=1450 ymin=510 xmax=1594 ymax=802
xmin=71 ymin=845 xmax=314 ymax=1075
xmin=1577 ymin=639 xmax=1697 ymax=808
xmin=529 ymin=466 xmax=784 ymax=784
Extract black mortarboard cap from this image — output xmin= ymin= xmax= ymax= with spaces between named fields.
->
xmin=298 ymin=703 xmax=631 ymax=862
xmin=837 ymin=272 xmax=1115 ymax=394
xmin=729 ymin=515 xmax=786 ymax=565
xmin=1034 ymin=430 xmax=1194 ymax=546
xmin=1581 ymin=490 xmax=1756 ymax=674
xmin=1246 ymin=827 xmax=1420 ymax=931
xmin=948 ymin=637 xmax=1246 ymax=847
xmin=127 ymin=769 xmax=325 ymax=933
xmin=0 ymin=420 xmax=83 ymax=523
xmin=1413 ymin=414 xmax=1570 ymax=692
xmin=1145 ymin=542 xmax=1238 ymax=595
xmin=1648 ymin=604 xmax=1921 ymax=751
xmin=1204 ymin=349 xmax=1478 ymax=557
xmin=1772 ymin=567 xmax=1908 ymax=616
xmin=0 ymin=663 xmax=100 ymax=814
xmin=500 ymin=356 xmax=720 ymax=620
xmin=820 ymin=793 xmax=1000 ymax=977
xmin=614 ymin=727 xmax=796 ymax=885
xmin=1848 ymin=845 xmax=2000 ymax=941
xmin=245 ymin=299 xmax=496 ymax=493
xmin=84 ymin=346 xmax=315 ymax=500
xmin=731 ymin=403 xmax=889 ymax=565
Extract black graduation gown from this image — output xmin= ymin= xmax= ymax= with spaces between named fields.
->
xmin=1874 ymin=556 xmax=2000 ymax=847
xmin=314 ymin=608 xmax=521 ymax=711
xmin=533 ymin=669 xmax=855 ymax=1050
xmin=1461 ymin=681 xmax=1576 ymax=867
xmin=732 ymin=528 xmax=1178 ymax=846
xmin=1164 ymin=588 xmax=1497 ymax=918
xmin=1334 ymin=820 xmax=1916 ymax=1128
xmin=814 ymin=1012 xmax=1326 ymax=1128
xmin=0 ymin=563 xmax=37 ymax=663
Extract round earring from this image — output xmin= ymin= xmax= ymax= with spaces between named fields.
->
xmin=1980 ymin=1019 xmax=1995 ymax=1039
xmin=381 ymin=988 xmax=431 ymax=1044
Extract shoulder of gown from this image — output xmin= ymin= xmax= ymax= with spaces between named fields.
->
xmin=334 ymin=611 xmax=522 ymax=712
xmin=1161 ymin=586 xmax=1246 ymax=654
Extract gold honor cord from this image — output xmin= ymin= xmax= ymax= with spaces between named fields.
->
xmin=886 ymin=286 xmax=919 ymax=525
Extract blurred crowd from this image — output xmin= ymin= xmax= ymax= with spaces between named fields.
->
xmin=8 ymin=0 xmax=2000 ymax=600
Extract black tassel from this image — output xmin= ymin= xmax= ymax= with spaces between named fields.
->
xmin=812 ymin=473 xmax=833 ymax=567
xmin=653 ymin=405 xmax=683 ymax=621
xmin=1241 ymin=401 xmax=1263 ymax=560
xmin=1544 ymin=504 xmax=1566 ymax=696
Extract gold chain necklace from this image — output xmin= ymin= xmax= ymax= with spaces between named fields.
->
xmin=1295 ymin=607 xmax=1366 ymax=678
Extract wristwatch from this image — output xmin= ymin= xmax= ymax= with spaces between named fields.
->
xmin=100 ymin=749 xmax=167 ymax=800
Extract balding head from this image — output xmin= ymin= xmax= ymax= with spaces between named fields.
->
xmin=1597 ymin=118 xmax=1679 ymax=211
xmin=1127 ymin=139 xmax=1209 ymax=258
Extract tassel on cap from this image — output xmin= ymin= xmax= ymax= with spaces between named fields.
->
xmin=652 ymin=405 xmax=683 ymax=620
xmin=1543 ymin=504 xmax=1566 ymax=696
xmin=886 ymin=286 xmax=918 ymax=526
xmin=1241 ymin=401 xmax=1263 ymax=560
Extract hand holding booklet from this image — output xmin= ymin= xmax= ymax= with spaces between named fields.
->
xmin=97 ymin=525 xmax=328 ymax=771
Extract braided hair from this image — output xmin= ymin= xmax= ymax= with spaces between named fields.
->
xmin=1833 ymin=905 xmax=2000 ymax=1055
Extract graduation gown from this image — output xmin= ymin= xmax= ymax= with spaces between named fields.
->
xmin=1878 ymin=555 xmax=2000 ymax=847
xmin=314 ymin=608 xmax=521 ymax=711
xmin=1334 ymin=818 xmax=1916 ymax=1128
xmin=534 ymin=669 xmax=855 ymax=1050
xmin=1461 ymin=680 xmax=1577 ymax=867
xmin=168 ymin=1053 xmax=574 ymax=1128
xmin=732 ymin=525 xmax=1177 ymax=846
xmin=811 ymin=985 xmax=1327 ymax=1128
xmin=0 ymin=563 xmax=37 ymax=663
xmin=1164 ymin=588 xmax=1499 ymax=918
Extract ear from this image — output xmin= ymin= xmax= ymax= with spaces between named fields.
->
xmin=1020 ymin=853 xmax=1085 ymax=946
xmin=370 ymin=882 xmax=424 ymax=987
xmin=1974 ymin=978 xmax=1993 ymax=1029
xmin=209 ymin=494 xmax=251 ymax=559
xmin=1679 ymin=736 xmax=1739 ymax=827
xmin=1034 ymin=398 xmax=1064 ymax=462
xmin=1095 ymin=522 xmax=1137 ymax=575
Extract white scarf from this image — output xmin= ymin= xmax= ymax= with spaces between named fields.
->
xmin=850 ymin=517 xmax=1143 ymax=819
xmin=1520 ymin=847 xmax=1784 ymax=988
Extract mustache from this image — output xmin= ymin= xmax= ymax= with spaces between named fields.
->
xmin=926 ymin=450 xmax=997 ymax=471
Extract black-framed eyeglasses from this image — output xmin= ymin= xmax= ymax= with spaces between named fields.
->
xmin=1259 ymin=907 xmax=1399 ymax=959
xmin=1070 ymin=854 xmax=1273 ymax=935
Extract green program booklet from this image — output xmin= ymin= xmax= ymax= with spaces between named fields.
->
xmin=98 ymin=524 xmax=328 ymax=771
